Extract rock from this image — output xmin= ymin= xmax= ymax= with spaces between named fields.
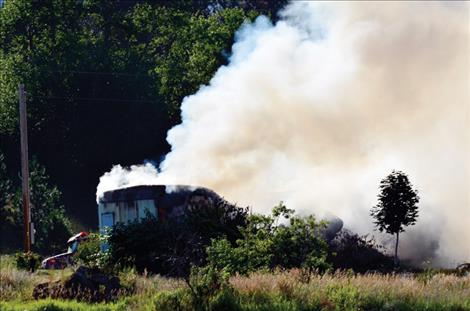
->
xmin=32 ymin=266 xmax=121 ymax=302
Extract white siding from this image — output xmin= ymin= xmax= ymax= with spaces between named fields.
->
xmin=99 ymin=199 xmax=157 ymax=233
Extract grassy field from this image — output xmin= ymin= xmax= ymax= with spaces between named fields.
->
xmin=1 ymin=255 xmax=469 ymax=311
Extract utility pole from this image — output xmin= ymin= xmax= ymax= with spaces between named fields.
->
xmin=19 ymin=84 xmax=32 ymax=252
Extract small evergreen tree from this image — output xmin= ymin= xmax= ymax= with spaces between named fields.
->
xmin=370 ymin=170 xmax=419 ymax=266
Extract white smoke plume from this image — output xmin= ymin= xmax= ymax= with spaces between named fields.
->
xmin=96 ymin=163 xmax=159 ymax=199
xmin=97 ymin=2 xmax=470 ymax=266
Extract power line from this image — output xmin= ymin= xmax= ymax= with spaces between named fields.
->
xmin=48 ymin=70 xmax=149 ymax=77
xmin=39 ymin=95 xmax=160 ymax=104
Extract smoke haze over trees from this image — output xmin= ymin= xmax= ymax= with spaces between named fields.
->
xmin=0 ymin=1 xmax=468 ymax=267
xmin=97 ymin=2 xmax=469 ymax=266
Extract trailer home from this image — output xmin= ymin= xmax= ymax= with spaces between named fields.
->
xmin=97 ymin=185 xmax=220 ymax=232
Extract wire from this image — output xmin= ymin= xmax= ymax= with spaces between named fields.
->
xmin=47 ymin=70 xmax=148 ymax=77
xmin=37 ymin=95 xmax=160 ymax=104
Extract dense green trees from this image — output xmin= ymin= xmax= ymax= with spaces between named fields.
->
xmin=0 ymin=155 xmax=72 ymax=254
xmin=0 ymin=0 xmax=285 ymax=235
xmin=27 ymin=159 xmax=73 ymax=253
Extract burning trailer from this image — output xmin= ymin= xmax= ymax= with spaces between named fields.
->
xmin=97 ymin=185 xmax=222 ymax=232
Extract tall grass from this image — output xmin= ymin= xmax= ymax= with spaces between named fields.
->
xmin=230 ymin=270 xmax=470 ymax=310
xmin=1 ymin=255 xmax=469 ymax=310
xmin=231 ymin=269 xmax=470 ymax=301
xmin=118 ymin=267 xmax=185 ymax=297
xmin=0 ymin=255 xmax=74 ymax=301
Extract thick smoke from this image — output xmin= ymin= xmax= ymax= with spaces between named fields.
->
xmin=97 ymin=2 xmax=469 ymax=266
xmin=96 ymin=163 xmax=159 ymax=199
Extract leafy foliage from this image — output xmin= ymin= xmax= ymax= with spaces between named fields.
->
xmin=107 ymin=196 xmax=248 ymax=277
xmin=14 ymin=252 xmax=41 ymax=271
xmin=27 ymin=159 xmax=73 ymax=254
xmin=206 ymin=202 xmax=331 ymax=276
xmin=371 ymin=170 xmax=419 ymax=234
xmin=0 ymin=151 xmax=17 ymax=251
xmin=0 ymin=153 xmax=72 ymax=254
xmin=0 ymin=0 xmax=280 ymax=230
xmin=370 ymin=170 xmax=419 ymax=265
xmin=187 ymin=265 xmax=231 ymax=311
xmin=74 ymin=233 xmax=112 ymax=270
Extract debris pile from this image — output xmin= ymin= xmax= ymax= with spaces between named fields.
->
xmin=33 ymin=266 xmax=121 ymax=302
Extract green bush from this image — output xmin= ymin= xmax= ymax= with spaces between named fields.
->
xmin=74 ymin=234 xmax=100 ymax=262
xmin=74 ymin=233 xmax=112 ymax=271
xmin=208 ymin=287 xmax=241 ymax=311
xmin=107 ymin=195 xmax=248 ymax=277
xmin=206 ymin=202 xmax=331 ymax=276
xmin=15 ymin=252 xmax=41 ymax=271
xmin=153 ymin=266 xmax=241 ymax=311
xmin=327 ymin=284 xmax=362 ymax=311
xmin=187 ymin=266 xmax=231 ymax=311
xmin=153 ymin=290 xmax=192 ymax=311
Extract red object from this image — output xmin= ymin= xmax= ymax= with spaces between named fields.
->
xmin=67 ymin=231 xmax=89 ymax=243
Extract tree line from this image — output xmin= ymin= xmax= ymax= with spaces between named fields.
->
xmin=0 ymin=0 xmax=287 ymax=236
xmin=1 ymin=1 xmax=420 ymax=265
xmin=81 ymin=171 xmax=418 ymax=277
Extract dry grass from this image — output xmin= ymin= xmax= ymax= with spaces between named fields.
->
xmin=0 ymin=260 xmax=74 ymax=301
xmin=230 ymin=269 xmax=470 ymax=307
xmin=118 ymin=267 xmax=186 ymax=297
xmin=2 ymin=255 xmax=469 ymax=310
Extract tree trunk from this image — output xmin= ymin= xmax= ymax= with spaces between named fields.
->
xmin=394 ymin=232 xmax=399 ymax=267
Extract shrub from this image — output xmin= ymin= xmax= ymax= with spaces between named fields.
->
xmin=74 ymin=234 xmax=100 ymax=263
xmin=107 ymin=196 xmax=248 ymax=277
xmin=206 ymin=202 xmax=331 ymax=276
xmin=74 ymin=233 xmax=112 ymax=271
xmin=154 ymin=290 xmax=192 ymax=311
xmin=327 ymin=284 xmax=362 ymax=311
xmin=209 ymin=287 xmax=241 ymax=311
xmin=328 ymin=229 xmax=394 ymax=273
xmin=206 ymin=238 xmax=246 ymax=275
xmin=15 ymin=252 xmax=41 ymax=271
xmin=187 ymin=265 xmax=230 ymax=310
